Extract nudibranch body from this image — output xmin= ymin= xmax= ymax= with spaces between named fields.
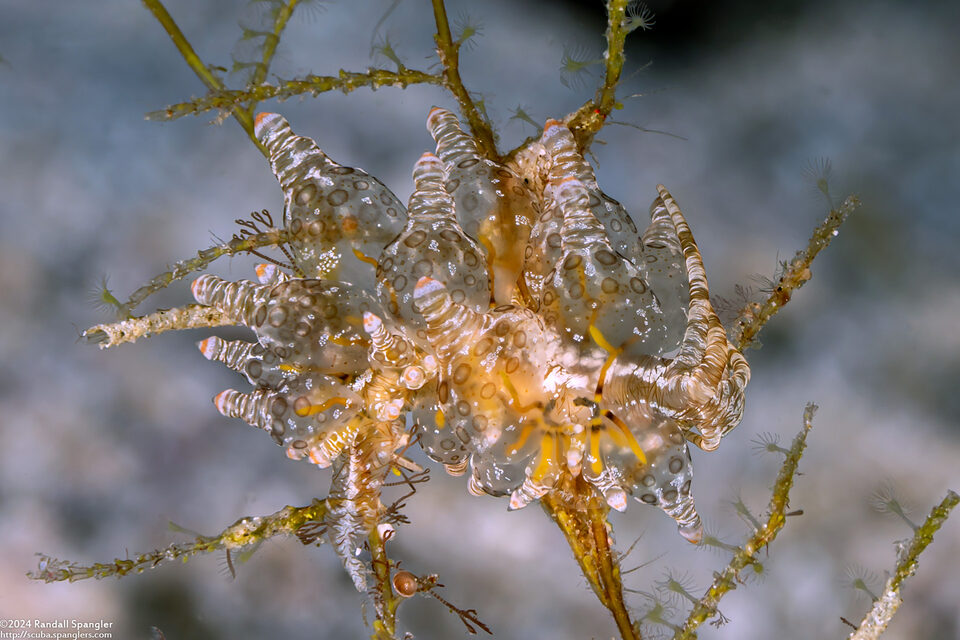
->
xmin=195 ymin=109 xmax=749 ymax=558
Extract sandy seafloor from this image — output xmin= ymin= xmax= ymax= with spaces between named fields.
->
xmin=1 ymin=1 xmax=958 ymax=638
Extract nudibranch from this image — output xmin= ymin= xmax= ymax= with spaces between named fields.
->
xmin=194 ymin=109 xmax=749 ymax=563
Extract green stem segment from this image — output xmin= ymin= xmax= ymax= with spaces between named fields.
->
xmin=430 ymin=0 xmax=498 ymax=159
xmin=148 ymin=69 xmax=443 ymax=122
xmin=29 ymin=500 xmax=328 ymax=583
xmin=141 ymin=0 xmax=267 ymax=156
xmin=566 ymin=0 xmax=630 ymax=152
xmin=735 ymin=196 xmax=860 ymax=351
xmin=674 ymin=404 xmax=817 ymax=639
xmin=597 ymin=0 xmax=630 ymax=119
xmin=249 ymin=0 xmax=299 ymax=90
xmin=848 ymin=490 xmax=959 ymax=640
xmin=369 ymin=530 xmax=402 ymax=640
xmin=119 ymin=228 xmax=289 ymax=315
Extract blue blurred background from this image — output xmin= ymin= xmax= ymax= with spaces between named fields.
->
xmin=1 ymin=1 xmax=957 ymax=638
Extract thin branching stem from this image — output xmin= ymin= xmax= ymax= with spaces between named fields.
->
xmin=565 ymin=0 xmax=631 ymax=152
xmin=848 ymin=490 xmax=959 ymax=640
xmin=673 ymin=404 xmax=817 ymax=639
xmin=117 ymin=228 xmax=289 ymax=314
xmin=148 ymin=69 xmax=442 ymax=121
xmin=369 ymin=530 xmax=401 ymax=640
xmin=141 ymin=0 xmax=267 ymax=156
xmin=596 ymin=0 xmax=630 ymax=119
xmin=249 ymin=0 xmax=299 ymax=90
xmin=542 ymin=472 xmax=641 ymax=640
xmin=734 ymin=195 xmax=861 ymax=351
xmin=234 ymin=0 xmax=302 ymax=126
xmin=430 ymin=0 xmax=498 ymax=159
xmin=419 ymin=575 xmax=494 ymax=635
xmin=28 ymin=500 xmax=327 ymax=583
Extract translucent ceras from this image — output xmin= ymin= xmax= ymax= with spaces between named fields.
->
xmin=254 ymin=112 xmax=407 ymax=291
xmin=532 ymin=121 xmax=689 ymax=355
xmin=376 ymin=151 xmax=490 ymax=333
xmin=193 ymin=111 xmax=749 ymax=545
xmin=192 ymin=266 xmax=412 ymax=589
xmin=427 ymin=107 xmax=538 ymax=305
xmin=191 ymin=274 xmax=379 ymax=466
